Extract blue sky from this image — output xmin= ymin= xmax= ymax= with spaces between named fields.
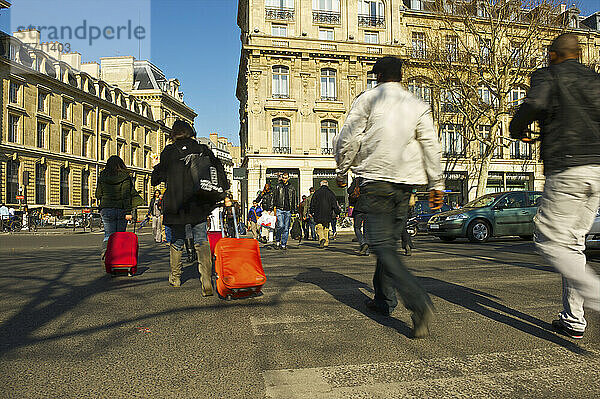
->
xmin=1 ymin=0 xmax=599 ymax=145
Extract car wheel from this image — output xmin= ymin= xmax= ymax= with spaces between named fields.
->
xmin=439 ymin=236 xmax=456 ymax=242
xmin=467 ymin=220 xmax=491 ymax=243
xmin=520 ymin=235 xmax=533 ymax=241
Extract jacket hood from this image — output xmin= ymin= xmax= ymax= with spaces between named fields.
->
xmin=100 ymin=170 xmax=130 ymax=185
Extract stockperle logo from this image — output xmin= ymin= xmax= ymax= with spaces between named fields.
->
xmin=16 ymin=20 xmax=146 ymax=49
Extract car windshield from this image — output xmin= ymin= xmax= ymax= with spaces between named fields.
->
xmin=463 ymin=193 xmax=502 ymax=209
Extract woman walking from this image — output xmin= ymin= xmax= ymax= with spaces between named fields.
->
xmin=149 ymin=189 xmax=163 ymax=243
xmin=95 ymin=155 xmax=144 ymax=256
xmin=151 ymin=120 xmax=226 ymax=293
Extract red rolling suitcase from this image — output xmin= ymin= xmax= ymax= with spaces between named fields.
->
xmin=105 ymin=231 xmax=138 ymax=276
xmin=213 ymin=206 xmax=266 ymax=299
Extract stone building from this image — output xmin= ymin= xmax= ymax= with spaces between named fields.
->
xmin=0 ymin=28 xmax=195 ymax=213
xmin=236 ymin=0 xmax=600 ymax=209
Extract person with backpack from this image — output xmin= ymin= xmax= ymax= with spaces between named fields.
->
xmin=151 ymin=120 xmax=228 ymax=293
xmin=247 ymin=200 xmax=263 ymax=239
xmin=348 ymin=177 xmax=369 ymax=256
xmin=96 ymin=155 xmax=144 ymax=257
xmin=148 ymin=189 xmax=163 ymax=243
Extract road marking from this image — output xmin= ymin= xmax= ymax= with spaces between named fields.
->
xmin=263 ymin=347 xmax=600 ymax=398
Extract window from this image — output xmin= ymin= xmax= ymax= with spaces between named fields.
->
xmin=37 ymin=122 xmax=46 ymax=148
xmin=62 ymin=99 xmax=71 ymax=120
xmin=100 ymin=138 xmax=108 ymax=161
xmin=61 ymin=129 xmax=70 ymax=153
xmin=60 ymin=167 xmax=70 ymax=205
xmin=272 ymin=66 xmax=290 ymax=98
xmin=81 ymin=170 xmax=90 ymax=206
xmin=37 ymin=91 xmax=47 ymax=112
xmin=8 ymin=115 xmax=19 ymax=143
xmin=144 ymin=129 xmax=150 ymax=145
xmin=313 ymin=0 xmax=341 ymax=23
xmin=364 ymin=31 xmax=378 ymax=44
xmin=407 ymin=81 xmax=432 ymax=105
xmin=272 ymin=118 xmax=291 ymax=153
xmin=6 ymin=160 xmax=19 ymax=204
xmin=266 ymin=0 xmax=294 ymax=7
xmin=9 ymin=82 xmax=19 ymax=104
xmin=478 ymin=86 xmax=498 ymax=107
xmin=440 ymin=124 xmax=464 ymax=157
xmin=509 ymin=87 xmax=527 ymax=109
xmin=412 ymin=32 xmax=426 ymax=59
xmin=83 ymin=107 xmax=91 ymax=127
xmin=82 ymin=134 xmax=90 ymax=157
xmin=320 ymin=120 xmax=337 ymax=154
xmin=366 ymin=72 xmax=377 ymax=89
xmin=446 ymin=35 xmax=459 ymax=62
xmin=314 ymin=0 xmax=340 ymax=11
xmin=406 ymin=0 xmax=423 ymax=10
xmin=117 ymin=120 xmax=125 ymax=137
xmin=131 ymin=146 xmax=137 ymax=166
xmin=117 ymin=143 xmax=124 ymax=159
xmin=511 ymin=43 xmax=523 ymax=67
xmin=497 ymin=192 xmax=526 ymax=209
xmin=272 ymin=24 xmax=288 ymax=37
xmin=358 ymin=0 xmax=385 ymax=27
xmin=320 ymin=68 xmax=337 ymax=101
xmin=9 ymin=43 xmax=17 ymax=61
xmin=319 ymin=28 xmax=335 ymax=41
xmin=101 ymin=113 xmax=109 ymax=131
xmin=441 ymin=86 xmax=461 ymax=113
xmin=477 ymin=1 xmax=490 ymax=18
xmin=478 ymin=125 xmax=502 ymax=158
xmin=144 ymin=149 xmax=150 ymax=168
xmin=510 ymin=140 xmax=532 ymax=159
xmin=480 ymin=38 xmax=491 ymax=65
xmin=35 ymin=163 xmax=46 ymax=205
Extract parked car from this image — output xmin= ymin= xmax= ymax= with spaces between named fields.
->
xmin=427 ymin=191 xmax=542 ymax=243
xmin=585 ymin=209 xmax=600 ymax=250
xmin=413 ymin=200 xmax=452 ymax=232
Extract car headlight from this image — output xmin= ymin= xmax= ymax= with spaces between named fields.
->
xmin=446 ymin=213 xmax=469 ymax=221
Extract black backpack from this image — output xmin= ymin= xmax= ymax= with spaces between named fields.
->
xmin=176 ymin=143 xmax=230 ymax=203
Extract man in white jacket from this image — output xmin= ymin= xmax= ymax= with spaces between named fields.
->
xmin=334 ymin=56 xmax=444 ymax=338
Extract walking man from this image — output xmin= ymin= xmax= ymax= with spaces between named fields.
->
xmin=247 ymin=200 xmax=262 ymax=240
xmin=348 ymin=177 xmax=369 ymax=256
xmin=310 ymin=180 xmax=340 ymax=249
xmin=303 ymin=187 xmax=317 ymax=240
xmin=509 ymin=33 xmax=600 ymax=339
xmin=273 ymin=172 xmax=297 ymax=250
xmin=334 ymin=56 xmax=444 ymax=338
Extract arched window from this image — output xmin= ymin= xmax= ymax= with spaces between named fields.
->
xmin=320 ymin=68 xmax=337 ymax=101
xmin=35 ymin=163 xmax=46 ymax=205
xmin=104 ymin=88 xmax=112 ymax=103
xmin=320 ymin=120 xmax=337 ymax=154
xmin=60 ymin=167 xmax=70 ymax=205
xmin=272 ymin=118 xmax=291 ymax=153
xmin=5 ymin=160 xmax=19 ymax=204
xmin=358 ymin=0 xmax=385 ymax=27
xmin=407 ymin=80 xmax=432 ymax=105
xmin=272 ymin=66 xmax=289 ymax=98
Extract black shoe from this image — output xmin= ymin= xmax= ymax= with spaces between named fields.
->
xmin=365 ymin=299 xmax=390 ymax=317
xmin=552 ymin=319 xmax=584 ymax=339
xmin=411 ymin=305 xmax=434 ymax=339
xmin=319 ymin=239 xmax=326 ymax=249
xmin=358 ymin=244 xmax=369 ymax=256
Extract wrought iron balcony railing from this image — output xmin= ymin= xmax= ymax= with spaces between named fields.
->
xmin=273 ymin=146 xmax=291 ymax=154
xmin=411 ymin=49 xmax=427 ymax=59
xmin=272 ymin=94 xmax=290 ymax=99
xmin=266 ymin=7 xmax=295 ymax=21
xmin=358 ymin=14 xmax=385 ymax=28
xmin=321 ymin=147 xmax=334 ymax=155
xmin=320 ymin=96 xmax=337 ymax=102
xmin=312 ymin=10 xmax=341 ymax=24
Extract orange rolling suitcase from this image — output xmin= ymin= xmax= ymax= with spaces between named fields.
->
xmin=213 ymin=206 xmax=266 ymax=300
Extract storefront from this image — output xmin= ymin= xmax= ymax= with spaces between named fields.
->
xmin=312 ymin=169 xmax=347 ymax=207
xmin=487 ymin=172 xmax=534 ymax=193
xmin=444 ymin=171 xmax=468 ymax=206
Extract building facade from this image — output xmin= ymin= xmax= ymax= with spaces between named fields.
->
xmin=0 ymin=28 xmax=195 ymax=213
xmin=198 ymin=133 xmax=243 ymax=203
xmin=236 ymin=0 xmax=600 ymax=209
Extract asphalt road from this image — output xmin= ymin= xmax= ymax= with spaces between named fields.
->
xmin=0 ymin=231 xmax=599 ymax=398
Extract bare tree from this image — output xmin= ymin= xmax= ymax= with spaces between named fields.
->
xmin=425 ymin=0 xmax=568 ymax=197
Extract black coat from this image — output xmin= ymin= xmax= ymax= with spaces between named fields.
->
xmin=509 ymin=60 xmax=600 ymax=174
xmin=310 ymin=185 xmax=339 ymax=225
xmin=256 ymin=190 xmax=275 ymax=211
xmin=151 ymin=138 xmax=219 ymax=226
xmin=273 ymin=182 xmax=298 ymax=212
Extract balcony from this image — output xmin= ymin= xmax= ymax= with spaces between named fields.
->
xmin=358 ymin=14 xmax=385 ymax=28
xmin=272 ymin=39 xmax=289 ymax=47
xmin=272 ymin=94 xmax=290 ymax=99
xmin=321 ymin=147 xmax=334 ymax=155
xmin=313 ymin=10 xmax=341 ymax=24
xmin=411 ymin=49 xmax=428 ymax=60
xmin=320 ymin=96 xmax=337 ymax=102
xmin=266 ymin=7 xmax=295 ymax=21
xmin=320 ymin=43 xmax=337 ymax=51
xmin=273 ymin=146 xmax=291 ymax=154
xmin=366 ymin=47 xmax=382 ymax=54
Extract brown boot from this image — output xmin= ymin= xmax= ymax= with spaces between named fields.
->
xmin=195 ymin=242 xmax=214 ymax=296
xmin=169 ymin=245 xmax=183 ymax=287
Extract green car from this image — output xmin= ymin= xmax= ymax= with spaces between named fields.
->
xmin=427 ymin=191 xmax=543 ymax=243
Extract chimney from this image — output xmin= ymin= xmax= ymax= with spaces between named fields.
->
xmin=209 ymin=132 xmax=219 ymax=146
xmin=14 ymin=29 xmax=40 ymax=46
xmin=62 ymin=52 xmax=81 ymax=70
xmin=80 ymin=62 xmax=100 ymax=79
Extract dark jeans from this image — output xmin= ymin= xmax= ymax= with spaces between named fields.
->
xmin=362 ymin=181 xmax=432 ymax=315
xmin=331 ymin=217 xmax=337 ymax=234
xmin=353 ymin=212 xmax=368 ymax=246
xmin=100 ymin=208 xmax=128 ymax=242
xmin=304 ymin=216 xmax=316 ymax=240
xmin=170 ymin=222 xmax=207 ymax=251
